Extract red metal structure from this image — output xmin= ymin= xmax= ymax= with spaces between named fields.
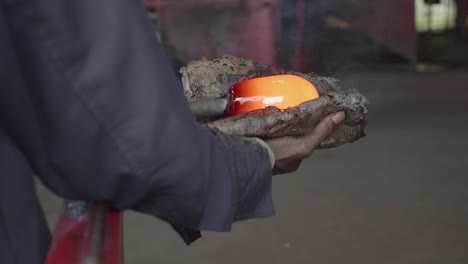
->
xmin=46 ymin=201 xmax=122 ymax=264
xmin=146 ymin=0 xmax=420 ymax=72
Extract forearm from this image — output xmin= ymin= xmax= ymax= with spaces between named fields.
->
xmin=2 ymin=0 xmax=274 ymax=231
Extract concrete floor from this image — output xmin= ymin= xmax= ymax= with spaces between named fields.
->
xmin=37 ymin=70 xmax=468 ymax=264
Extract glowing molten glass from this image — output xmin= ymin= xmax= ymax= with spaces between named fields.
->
xmin=227 ymin=74 xmax=320 ymax=117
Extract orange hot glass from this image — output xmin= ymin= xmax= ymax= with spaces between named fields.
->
xmin=227 ymin=74 xmax=320 ymax=117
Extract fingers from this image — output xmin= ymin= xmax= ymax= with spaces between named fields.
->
xmin=272 ymin=159 xmax=302 ymax=175
xmin=265 ymin=111 xmax=346 ymax=175
xmin=331 ymin=111 xmax=346 ymax=125
xmin=298 ymin=111 xmax=345 ymax=157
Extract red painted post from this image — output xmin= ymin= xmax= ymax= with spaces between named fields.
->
xmin=45 ymin=201 xmax=123 ymax=264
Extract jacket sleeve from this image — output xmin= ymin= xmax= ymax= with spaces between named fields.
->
xmin=0 ymin=0 xmax=274 ymax=236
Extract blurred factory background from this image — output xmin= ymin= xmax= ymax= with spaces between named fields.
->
xmin=38 ymin=1 xmax=468 ymax=263
xmin=142 ymin=0 xmax=468 ymax=73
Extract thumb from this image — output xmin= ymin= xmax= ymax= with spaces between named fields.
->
xmin=303 ymin=111 xmax=345 ymax=150
xmin=331 ymin=111 xmax=346 ymax=125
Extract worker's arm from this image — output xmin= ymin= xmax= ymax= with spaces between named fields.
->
xmin=1 ymin=0 xmax=273 ymax=236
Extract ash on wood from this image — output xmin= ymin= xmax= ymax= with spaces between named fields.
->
xmin=180 ymin=55 xmax=368 ymax=149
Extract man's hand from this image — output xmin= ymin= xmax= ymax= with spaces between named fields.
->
xmin=264 ymin=112 xmax=345 ymax=175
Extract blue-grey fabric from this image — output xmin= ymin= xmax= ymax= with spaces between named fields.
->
xmin=0 ymin=0 xmax=274 ymax=263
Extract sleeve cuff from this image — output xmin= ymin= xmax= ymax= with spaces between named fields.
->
xmin=249 ymin=137 xmax=275 ymax=169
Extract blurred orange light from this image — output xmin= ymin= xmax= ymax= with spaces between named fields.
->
xmin=228 ymin=75 xmax=320 ymax=116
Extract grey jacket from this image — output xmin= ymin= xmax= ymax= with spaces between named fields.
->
xmin=0 ymin=0 xmax=274 ymax=263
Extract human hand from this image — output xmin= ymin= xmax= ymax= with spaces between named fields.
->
xmin=264 ymin=112 xmax=345 ymax=175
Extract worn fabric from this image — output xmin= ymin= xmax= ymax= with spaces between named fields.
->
xmin=0 ymin=0 xmax=274 ymax=263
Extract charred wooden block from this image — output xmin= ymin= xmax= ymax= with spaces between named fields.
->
xmin=181 ymin=55 xmax=368 ymax=149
